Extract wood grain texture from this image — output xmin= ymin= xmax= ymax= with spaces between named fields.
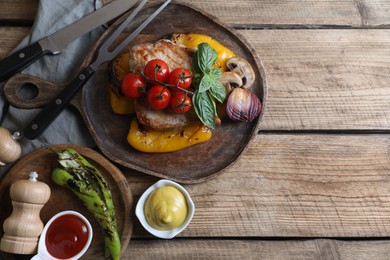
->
xmin=241 ymin=29 xmax=390 ymax=131
xmin=1 ymin=28 xmax=389 ymax=131
xmin=1 ymin=1 xmax=390 ymax=259
xmin=4 ymin=74 xmax=66 ymax=109
xmin=0 ymin=0 xmax=38 ymax=21
xmin=125 ymin=134 xmax=390 ymax=238
xmin=180 ymin=0 xmax=390 ymax=28
xmin=0 ymin=28 xmax=30 ymax=58
xmin=1 ymin=0 xmax=390 ymax=27
xmin=124 ymin=239 xmax=390 ymax=260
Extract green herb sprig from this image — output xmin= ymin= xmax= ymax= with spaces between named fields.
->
xmin=192 ymin=43 xmax=226 ymax=129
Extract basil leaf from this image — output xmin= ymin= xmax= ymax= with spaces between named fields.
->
xmin=209 ymin=68 xmax=222 ymax=79
xmin=209 ymin=79 xmax=226 ymax=103
xmin=198 ymin=74 xmax=214 ymax=93
xmin=197 ymin=43 xmax=218 ymax=73
xmin=193 ymin=72 xmax=202 ymax=88
xmin=193 ymin=90 xmax=216 ymax=129
xmin=191 ymin=43 xmax=223 ymax=128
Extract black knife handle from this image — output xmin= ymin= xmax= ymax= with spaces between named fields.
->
xmin=23 ymin=66 xmax=95 ymax=140
xmin=0 ymin=42 xmax=47 ymax=82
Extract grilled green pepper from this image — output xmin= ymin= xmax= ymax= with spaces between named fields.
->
xmin=51 ymin=148 xmax=121 ymax=260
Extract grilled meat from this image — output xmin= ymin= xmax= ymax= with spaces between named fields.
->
xmin=135 ymin=99 xmax=198 ymax=131
xmin=129 ymin=39 xmax=194 ymax=73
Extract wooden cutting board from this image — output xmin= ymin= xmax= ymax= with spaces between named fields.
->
xmin=4 ymin=2 xmax=268 ymax=183
xmin=0 ymin=144 xmax=133 ymax=260
xmin=80 ymin=2 xmax=267 ymax=183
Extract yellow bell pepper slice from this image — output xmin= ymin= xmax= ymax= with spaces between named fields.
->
xmin=109 ymin=52 xmax=135 ymax=114
xmin=127 ymin=118 xmax=212 ymax=153
xmin=108 ymin=86 xmax=135 ymax=115
xmin=171 ymin=33 xmax=235 ymax=71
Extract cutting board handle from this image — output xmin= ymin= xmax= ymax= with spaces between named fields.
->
xmin=3 ymin=74 xmax=65 ymax=109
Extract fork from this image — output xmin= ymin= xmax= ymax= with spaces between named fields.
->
xmin=21 ymin=0 xmax=171 ymax=140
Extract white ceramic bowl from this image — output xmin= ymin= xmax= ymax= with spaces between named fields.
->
xmin=135 ymin=179 xmax=195 ymax=239
xmin=32 ymin=210 xmax=93 ymax=260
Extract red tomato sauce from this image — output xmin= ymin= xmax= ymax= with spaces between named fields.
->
xmin=45 ymin=214 xmax=89 ymax=259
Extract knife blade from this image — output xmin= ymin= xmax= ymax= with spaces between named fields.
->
xmin=0 ymin=0 xmax=139 ymax=83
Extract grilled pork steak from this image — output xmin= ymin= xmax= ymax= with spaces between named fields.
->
xmin=129 ymin=39 xmax=193 ymax=73
xmin=135 ymin=99 xmax=198 ymax=131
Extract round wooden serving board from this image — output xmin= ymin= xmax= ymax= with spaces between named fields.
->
xmin=0 ymin=144 xmax=133 ymax=260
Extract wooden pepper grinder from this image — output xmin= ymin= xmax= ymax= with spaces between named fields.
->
xmin=0 ymin=127 xmax=22 ymax=166
xmin=1 ymin=171 xmax=51 ymax=254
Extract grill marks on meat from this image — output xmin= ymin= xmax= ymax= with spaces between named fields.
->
xmin=129 ymin=39 xmax=193 ymax=73
xmin=135 ymin=99 xmax=198 ymax=131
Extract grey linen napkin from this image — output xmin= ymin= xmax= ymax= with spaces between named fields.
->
xmin=0 ymin=0 xmax=105 ymax=177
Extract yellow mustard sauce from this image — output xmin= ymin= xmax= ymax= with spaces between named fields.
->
xmin=144 ymin=186 xmax=188 ymax=230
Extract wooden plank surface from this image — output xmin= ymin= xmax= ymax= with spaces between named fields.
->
xmin=125 ymin=239 xmax=390 ymax=260
xmin=183 ymin=0 xmax=390 ymax=27
xmin=1 ymin=0 xmax=390 ymax=27
xmin=126 ymin=134 xmax=390 ymax=238
xmin=243 ymin=29 xmax=390 ymax=131
xmin=1 ymin=0 xmax=390 ymax=259
xmin=0 ymin=0 xmax=38 ymax=22
xmin=1 ymin=28 xmax=389 ymax=131
xmin=0 ymin=28 xmax=30 ymax=57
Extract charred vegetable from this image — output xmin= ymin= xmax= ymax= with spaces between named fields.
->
xmin=51 ymin=148 xmax=120 ymax=260
xmin=109 ymin=52 xmax=135 ymax=115
xmin=127 ymin=118 xmax=212 ymax=153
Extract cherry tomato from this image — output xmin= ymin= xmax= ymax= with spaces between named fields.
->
xmin=147 ymin=85 xmax=171 ymax=110
xmin=167 ymin=68 xmax=192 ymax=94
xmin=120 ymin=73 xmax=146 ymax=98
xmin=143 ymin=59 xmax=169 ymax=84
xmin=170 ymin=92 xmax=192 ymax=113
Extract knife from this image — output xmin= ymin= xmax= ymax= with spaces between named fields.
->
xmin=22 ymin=0 xmax=171 ymax=140
xmin=0 ymin=0 xmax=139 ymax=83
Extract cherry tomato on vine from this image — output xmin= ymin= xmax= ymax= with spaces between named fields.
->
xmin=167 ymin=68 xmax=192 ymax=94
xmin=147 ymin=84 xmax=172 ymax=110
xmin=143 ymin=59 xmax=169 ymax=84
xmin=121 ymin=73 xmax=146 ymax=98
xmin=171 ymin=92 xmax=192 ymax=113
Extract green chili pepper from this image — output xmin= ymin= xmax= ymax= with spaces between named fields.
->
xmin=51 ymin=148 xmax=121 ymax=260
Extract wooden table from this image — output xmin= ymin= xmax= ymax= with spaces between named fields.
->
xmin=1 ymin=0 xmax=390 ymax=259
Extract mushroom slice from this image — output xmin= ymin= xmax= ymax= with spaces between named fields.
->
xmin=218 ymin=71 xmax=243 ymax=95
xmin=226 ymin=57 xmax=255 ymax=89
